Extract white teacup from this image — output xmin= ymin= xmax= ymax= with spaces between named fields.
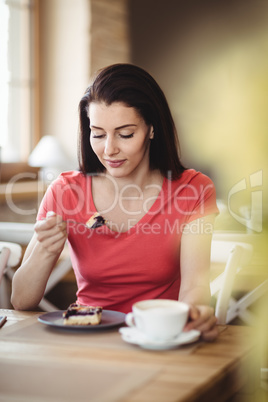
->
xmin=125 ymin=299 xmax=189 ymax=342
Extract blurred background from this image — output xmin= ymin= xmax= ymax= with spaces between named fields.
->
xmin=0 ymin=0 xmax=267 ymax=386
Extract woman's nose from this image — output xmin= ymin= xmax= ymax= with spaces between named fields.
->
xmin=104 ymin=136 xmax=119 ymax=156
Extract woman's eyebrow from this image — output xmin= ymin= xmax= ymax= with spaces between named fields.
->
xmin=90 ymin=124 xmax=137 ymax=130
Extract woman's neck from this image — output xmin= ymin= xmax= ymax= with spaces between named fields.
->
xmin=91 ymin=168 xmax=164 ymax=233
xmin=102 ymin=168 xmax=163 ymax=194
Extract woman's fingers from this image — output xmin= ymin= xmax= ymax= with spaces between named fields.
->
xmin=201 ymin=325 xmax=219 ymax=342
xmin=35 ymin=213 xmax=66 ymax=233
xmin=42 ymin=235 xmax=67 ymax=254
xmin=194 ymin=314 xmax=218 ymax=333
xmin=34 ymin=213 xmax=67 ymax=254
xmin=185 ymin=305 xmax=214 ymax=330
xmin=46 ymin=211 xmax=56 ymax=218
xmin=184 ymin=305 xmax=219 ymax=341
xmin=187 ymin=304 xmax=200 ymax=321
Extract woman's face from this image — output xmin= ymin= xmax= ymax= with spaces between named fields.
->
xmin=89 ymin=102 xmax=154 ymax=179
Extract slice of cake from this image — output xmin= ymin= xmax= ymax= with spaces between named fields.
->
xmin=86 ymin=213 xmax=106 ymax=229
xmin=63 ymin=303 xmax=103 ymax=326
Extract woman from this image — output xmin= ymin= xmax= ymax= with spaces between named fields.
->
xmin=11 ymin=64 xmax=219 ymax=340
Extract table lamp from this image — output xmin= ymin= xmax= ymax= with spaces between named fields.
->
xmin=28 ymin=135 xmax=71 ymax=183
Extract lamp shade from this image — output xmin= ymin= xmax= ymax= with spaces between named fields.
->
xmin=28 ymin=135 xmax=70 ymax=169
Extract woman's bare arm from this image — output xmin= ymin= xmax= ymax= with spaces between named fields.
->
xmin=11 ymin=213 xmax=67 ymax=310
xmin=179 ymin=214 xmax=218 ymax=341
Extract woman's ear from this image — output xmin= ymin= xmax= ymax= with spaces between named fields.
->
xmin=149 ymin=127 xmax=154 ymax=139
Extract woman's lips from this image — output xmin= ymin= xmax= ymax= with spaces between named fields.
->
xmin=105 ymin=159 xmax=126 ymax=168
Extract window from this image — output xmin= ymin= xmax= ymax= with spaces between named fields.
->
xmin=0 ymin=0 xmax=37 ymax=162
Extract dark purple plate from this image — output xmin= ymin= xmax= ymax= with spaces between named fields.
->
xmin=38 ymin=310 xmax=126 ymax=331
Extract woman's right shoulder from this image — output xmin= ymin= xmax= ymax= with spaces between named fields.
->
xmin=51 ymin=170 xmax=90 ymax=186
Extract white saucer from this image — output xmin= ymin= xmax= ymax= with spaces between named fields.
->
xmin=119 ymin=327 xmax=200 ymax=350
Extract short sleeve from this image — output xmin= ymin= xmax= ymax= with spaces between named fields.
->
xmin=183 ymin=172 xmax=219 ymax=223
xmin=36 ymin=175 xmax=66 ymax=221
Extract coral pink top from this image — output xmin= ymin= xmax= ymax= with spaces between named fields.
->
xmin=37 ymin=169 xmax=219 ymax=313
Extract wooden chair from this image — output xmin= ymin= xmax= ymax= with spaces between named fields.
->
xmin=0 ymin=241 xmax=22 ymax=308
xmin=210 ymin=239 xmax=254 ymax=325
xmin=210 ymin=236 xmax=268 ymax=391
xmin=210 ymin=237 xmax=268 ymax=326
xmin=0 ymin=222 xmax=73 ymax=311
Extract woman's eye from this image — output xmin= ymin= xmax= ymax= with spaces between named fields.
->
xmin=91 ymin=132 xmax=134 ymax=139
xmin=120 ymin=133 xmax=134 ymax=139
xmin=91 ymin=134 xmax=105 ymax=139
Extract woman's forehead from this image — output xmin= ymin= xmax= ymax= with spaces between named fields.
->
xmin=88 ymin=101 xmax=142 ymax=124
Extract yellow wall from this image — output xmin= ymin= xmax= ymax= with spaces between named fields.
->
xmin=129 ymin=0 xmax=268 ymax=227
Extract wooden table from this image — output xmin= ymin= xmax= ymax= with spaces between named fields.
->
xmin=0 ymin=309 xmax=259 ymax=402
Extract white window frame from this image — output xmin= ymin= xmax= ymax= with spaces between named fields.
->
xmin=0 ymin=0 xmax=37 ymax=163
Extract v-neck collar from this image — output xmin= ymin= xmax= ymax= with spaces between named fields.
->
xmin=89 ymin=175 xmax=167 ymax=238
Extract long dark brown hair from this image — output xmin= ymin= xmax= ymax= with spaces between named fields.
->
xmin=78 ymin=63 xmax=185 ymax=179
